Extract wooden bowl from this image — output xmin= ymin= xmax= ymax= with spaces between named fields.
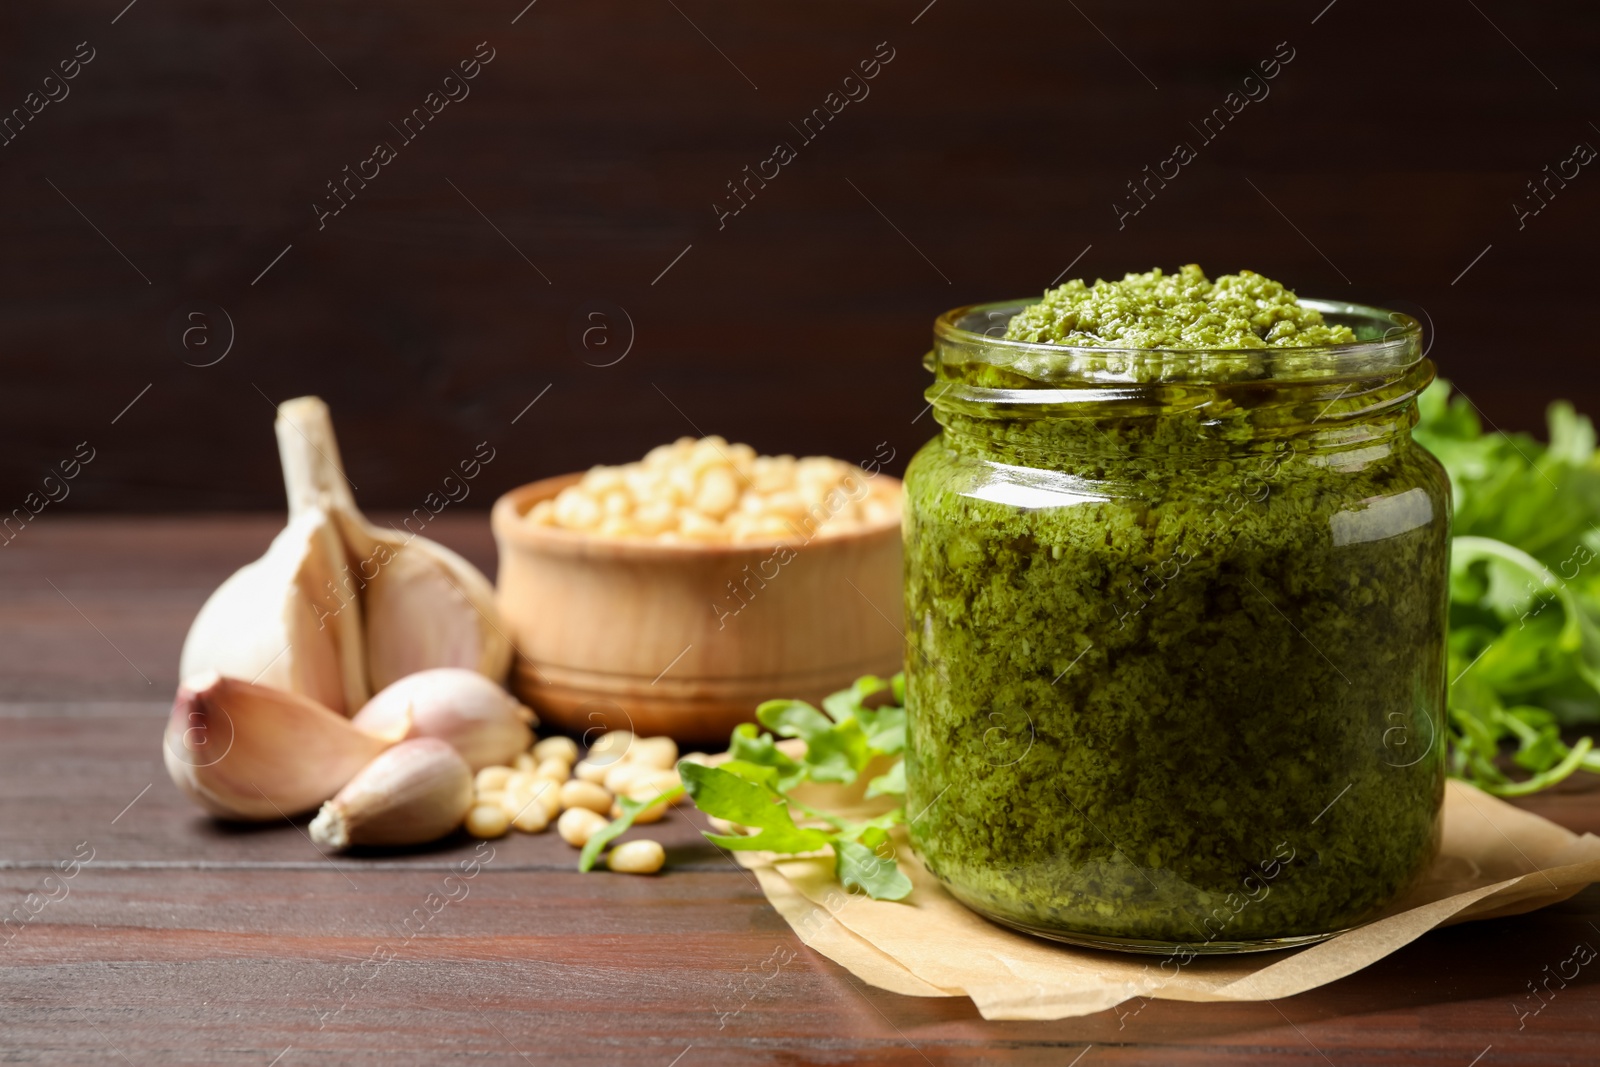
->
xmin=490 ymin=473 xmax=905 ymax=746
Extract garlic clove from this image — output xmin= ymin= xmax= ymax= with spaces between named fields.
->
xmin=309 ymin=738 xmax=473 ymax=849
xmin=163 ymin=673 xmax=391 ymax=820
xmin=349 ymin=667 xmax=535 ymax=771
xmin=276 ymin=396 xmax=513 ymax=693
xmin=178 ymin=508 xmax=369 ymax=715
xmin=341 ymin=521 xmax=513 ymax=693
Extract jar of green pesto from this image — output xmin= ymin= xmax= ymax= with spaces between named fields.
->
xmin=903 ymin=269 xmax=1449 ymax=953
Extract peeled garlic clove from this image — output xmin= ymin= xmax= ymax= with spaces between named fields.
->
xmin=178 ymin=508 xmax=369 ymax=715
xmin=163 ymin=673 xmax=391 ymax=820
xmin=309 ymin=738 xmax=473 ymax=849
xmin=350 ymin=668 xmax=536 ymax=771
xmin=276 ymin=397 xmax=513 ymax=693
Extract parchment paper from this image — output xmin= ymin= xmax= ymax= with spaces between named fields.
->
xmin=732 ymin=780 xmax=1600 ymax=1020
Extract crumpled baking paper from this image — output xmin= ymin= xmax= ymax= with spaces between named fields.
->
xmin=732 ymin=780 xmax=1600 ymax=1020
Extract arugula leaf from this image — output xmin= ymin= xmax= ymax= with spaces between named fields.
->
xmin=857 ymin=703 xmax=906 ymax=756
xmin=799 ymin=720 xmax=873 ymax=784
xmin=679 ymin=762 xmax=832 ymax=852
xmin=729 ymin=723 xmax=796 ymax=771
xmin=678 ymin=673 xmax=917 ymax=900
xmin=715 ymin=758 xmax=782 ymax=788
xmin=756 ymin=698 xmax=833 ymax=738
xmin=834 ymin=831 xmax=912 ymax=901
xmin=821 ymin=675 xmax=892 ymax=722
xmin=865 ymin=759 xmax=906 ymax=799
xmin=757 ymin=698 xmax=873 ymax=783
xmin=578 ymin=785 xmax=685 ymax=872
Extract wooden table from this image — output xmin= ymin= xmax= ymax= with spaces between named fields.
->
xmin=5 ymin=516 xmax=1599 ymax=1065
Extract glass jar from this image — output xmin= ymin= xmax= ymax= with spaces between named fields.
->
xmin=903 ymin=299 xmax=1449 ymax=953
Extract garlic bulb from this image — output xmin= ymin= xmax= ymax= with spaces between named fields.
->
xmin=163 ymin=673 xmax=395 ymax=820
xmin=350 ymin=667 xmax=536 ymax=771
xmin=178 ymin=395 xmax=512 ymax=716
xmin=309 ymin=738 xmax=473 ymax=848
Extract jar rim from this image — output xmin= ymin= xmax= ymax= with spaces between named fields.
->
xmin=931 ymin=298 xmax=1422 ymax=386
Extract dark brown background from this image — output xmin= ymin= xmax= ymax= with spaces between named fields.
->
xmin=2 ymin=0 xmax=1595 ymax=511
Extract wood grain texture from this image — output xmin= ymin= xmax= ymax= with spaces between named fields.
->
xmin=0 ymin=3 xmax=1596 ymax=511
xmin=4 ymin=527 xmax=1600 ymax=1063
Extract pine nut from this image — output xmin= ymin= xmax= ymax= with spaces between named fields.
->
xmin=603 ymin=762 xmax=647 ymax=794
xmin=513 ymin=753 xmax=537 ymax=773
xmin=557 ymin=807 xmax=608 ymax=847
xmin=465 ymin=804 xmax=510 ymax=839
xmin=629 ymin=769 xmax=682 ymax=798
xmin=588 ymin=730 xmax=634 ymax=765
xmin=560 ymin=779 xmax=612 ymax=814
xmin=628 ymin=736 xmax=678 ymax=770
xmin=532 ymin=736 xmax=579 ymax=765
xmin=532 ymin=779 xmax=563 ymax=819
xmin=534 ymin=758 xmax=572 ymax=782
xmin=573 ymin=758 xmax=610 ymax=784
xmin=511 ymin=802 xmax=550 ymax=833
xmin=606 ymin=839 xmax=665 ymax=874
xmin=475 ymin=766 xmax=514 ymax=793
xmin=613 ymin=798 xmax=667 ymax=824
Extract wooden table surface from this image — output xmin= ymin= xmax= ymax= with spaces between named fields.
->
xmin=4 ymin=515 xmax=1600 ymax=1066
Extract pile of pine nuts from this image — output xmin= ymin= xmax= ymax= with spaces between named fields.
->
xmin=523 ymin=436 xmax=898 ymax=543
xmin=466 ymin=729 xmax=697 ymax=875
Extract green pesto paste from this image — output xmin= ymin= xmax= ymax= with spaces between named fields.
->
xmin=903 ymin=276 xmax=1448 ymax=948
xmin=1004 ymin=265 xmax=1357 ymax=350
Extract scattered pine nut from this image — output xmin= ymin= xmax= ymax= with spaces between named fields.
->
xmin=531 ymin=779 xmax=563 ymax=819
xmin=628 ymin=736 xmax=678 ymax=770
xmin=497 ymin=775 xmax=536 ymax=816
xmin=532 ymin=736 xmax=579 ymax=765
xmin=588 ymin=730 xmax=634 ymax=765
xmin=534 ymin=757 xmax=571 ymax=782
xmin=560 ymin=779 xmax=612 ymax=814
xmin=573 ymin=758 xmax=610 ymax=784
xmin=606 ymin=839 xmax=665 ymax=874
xmin=465 ymin=804 xmax=510 ymax=839
xmin=613 ymin=799 xmax=667 ymax=824
xmin=558 ymin=807 xmax=608 ymax=847
xmin=629 ymin=769 xmax=682 ymax=797
xmin=475 ymin=766 xmax=514 ymax=793
xmin=511 ymin=802 xmax=550 ymax=833
xmin=603 ymin=762 xmax=648 ymax=794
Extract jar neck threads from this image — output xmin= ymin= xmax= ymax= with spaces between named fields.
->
xmin=932 ymin=359 xmax=1434 ymax=468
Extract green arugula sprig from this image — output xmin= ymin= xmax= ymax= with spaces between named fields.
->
xmin=678 ymin=673 xmax=913 ymax=901
xmin=1416 ymin=381 xmax=1600 ymax=794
